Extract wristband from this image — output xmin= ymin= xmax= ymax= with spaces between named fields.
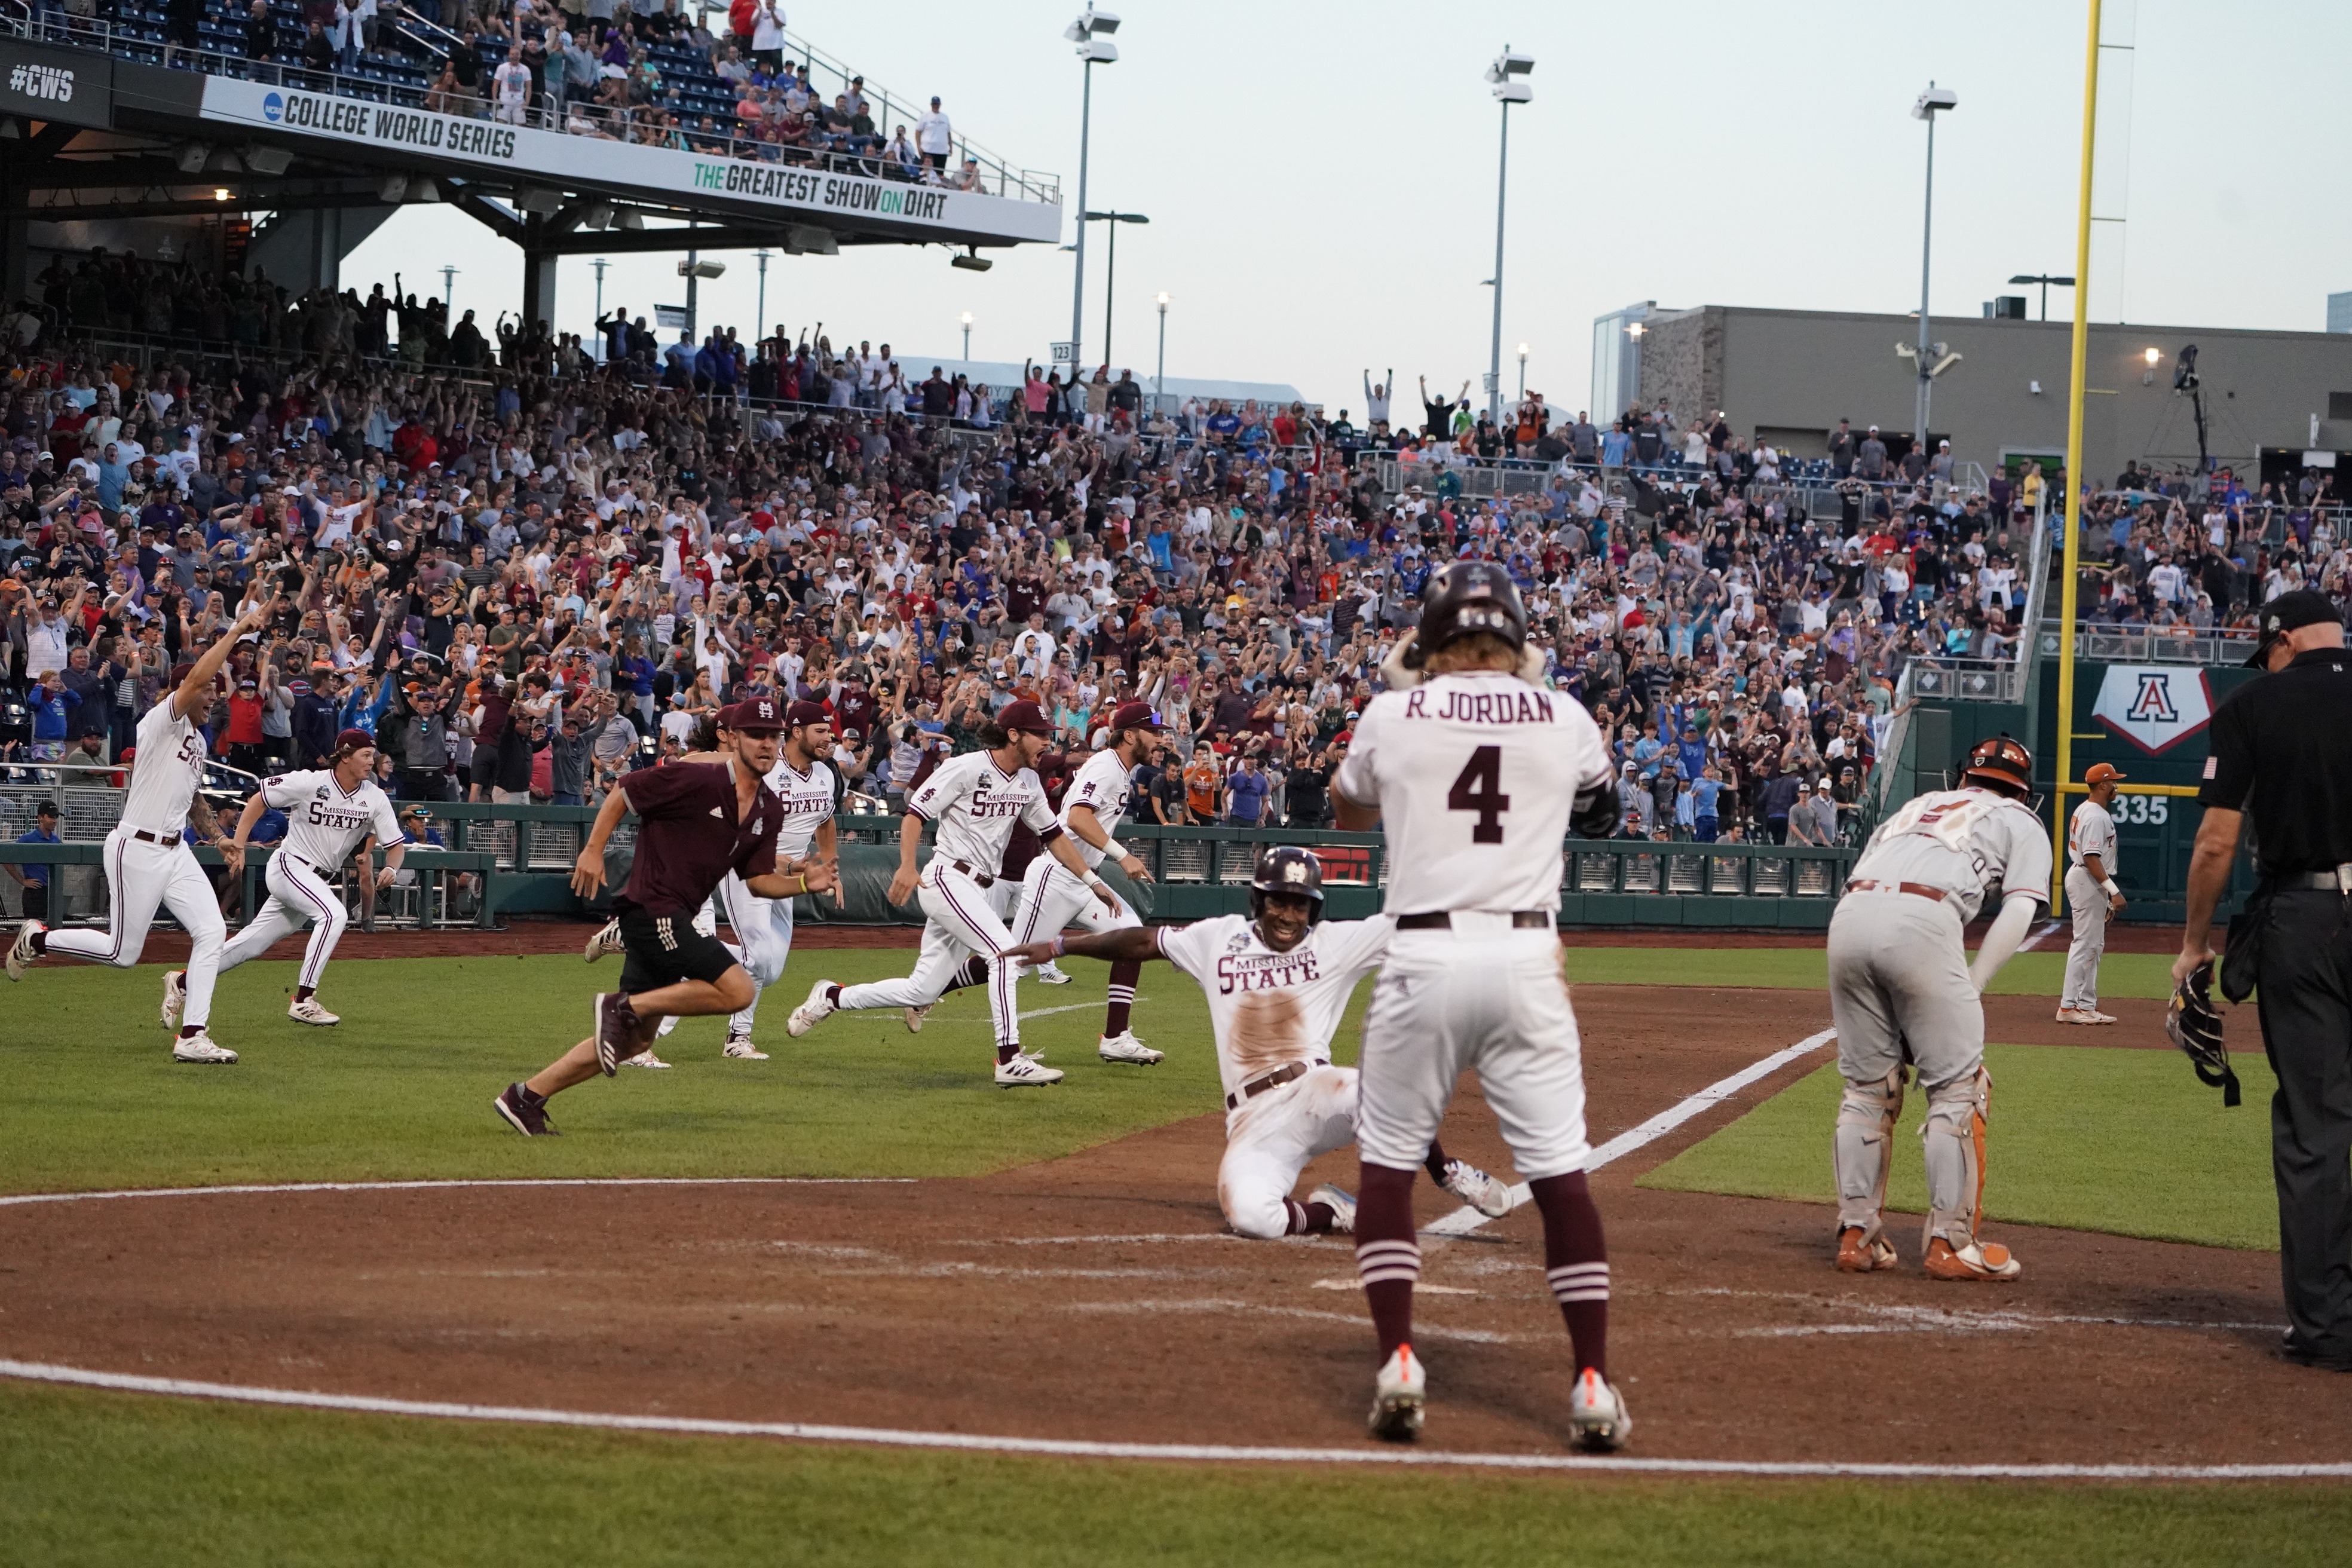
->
xmin=795 ymin=872 xmax=808 ymax=895
xmin=2100 ymin=878 xmax=2120 ymax=898
xmin=1051 ymin=935 xmax=1067 ymax=957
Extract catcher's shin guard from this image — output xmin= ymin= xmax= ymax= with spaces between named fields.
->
xmin=1833 ymin=1067 xmax=1905 ymax=1245
xmin=1922 ymin=1065 xmax=1994 ymax=1251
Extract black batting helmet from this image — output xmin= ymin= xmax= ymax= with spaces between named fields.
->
xmin=1408 ymin=561 xmax=1528 ymax=668
xmin=1248 ymin=845 xmax=1326 ymax=926
xmin=1959 ymin=734 xmax=2033 ymax=798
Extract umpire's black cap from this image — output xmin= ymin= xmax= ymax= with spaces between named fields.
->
xmin=2246 ymin=589 xmax=2343 ymax=668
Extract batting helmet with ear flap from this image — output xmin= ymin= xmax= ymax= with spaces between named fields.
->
xmin=1958 ymin=733 xmax=2034 ymax=798
xmin=1407 ymin=561 xmax=1528 ymax=669
xmin=1248 ymin=845 xmax=1326 ymax=926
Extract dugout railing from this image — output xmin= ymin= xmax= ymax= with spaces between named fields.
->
xmin=0 ymin=842 xmax=497 ymax=931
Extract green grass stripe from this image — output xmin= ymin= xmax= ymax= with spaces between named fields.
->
xmin=1560 ymin=945 xmax=2180 ymax=999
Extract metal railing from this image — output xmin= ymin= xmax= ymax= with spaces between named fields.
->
xmin=2039 ymin=625 xmax=2259 ymax=666
xmin=1903 ymin=523 xmax=2051 ymax=705
xmin=2 ymin=14 xmax=1059 ymax=206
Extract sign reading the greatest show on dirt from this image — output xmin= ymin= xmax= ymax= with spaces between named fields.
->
xmin=194 ymin=77 xmax=1059 ymax=244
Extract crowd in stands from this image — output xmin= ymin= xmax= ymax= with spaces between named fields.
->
xmin=4 ymin=262 xmax=2343 ymax=864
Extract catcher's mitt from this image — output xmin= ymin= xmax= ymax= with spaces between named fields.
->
xmin=2167 ymin=960 xmax=2241 ymax=1107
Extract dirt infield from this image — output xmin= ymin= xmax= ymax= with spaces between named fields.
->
xmin=1 ymin=982 xmax=2331 ymax=1468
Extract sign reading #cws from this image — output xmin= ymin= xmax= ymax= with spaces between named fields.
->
xmin=0 ymin=36 xmax=115 ymax=130
xmin=197 ymin=76 xmax=1057 ymax=244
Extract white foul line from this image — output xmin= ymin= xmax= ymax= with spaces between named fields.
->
xmin=1423 ymin=1027 xmax=1838 ymax=1239
xmin=0 ymin=1178 xmax=914 ymax=1211
xmin=2018 ymin=918 xmax=2065 ymax=953
xmin=4 ymin=1358 xmax=2345 ymax=1480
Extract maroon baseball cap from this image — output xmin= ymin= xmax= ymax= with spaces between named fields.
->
xmin=330 ymin=727 xmax=376 ymax=757
xmin=786 ymin=700 xmax=829 ymax=727
xmin=996 ymin=699 xmax=1053 ymax=736
xmin=1107 ymin=701 xmax=1165 ymax=733
xmin=722 ymin=697 xmax=784 ymax=734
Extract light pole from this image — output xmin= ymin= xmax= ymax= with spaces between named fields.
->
xmin=1154 ymin=291 xmax=1168 ymax=405
xmin=1517 ymin=342 xmax=1529 ymax=403
xmin=755 ymin=249 xmax=773 ymax=342
xmin=1912 ymin=82 xmax=1958 ymax=445
xmin=1483 ymin=46 xmax=1533 ymax=427
xmin=591 ymin=257 xmax=608 ymax=348
xmin=1064 ymin=8 xmax=1120 ymax=375
xmin=440 ymin=265 xmax=458 ymax=308
xmin=1083 ymin=209 xmax=1149 ymax=364
xmin=960 ymin=311 xmax=973 ymax=360
xmin=2008 ymin=271 xmax=2075 ymax=321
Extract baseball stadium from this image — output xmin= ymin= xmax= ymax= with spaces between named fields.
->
xmin=5 ymin=4 xmax=2352 ymax=1565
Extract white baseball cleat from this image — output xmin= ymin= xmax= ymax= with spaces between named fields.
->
xmin=1567 ymin=1368 xmax=1633 ymax=1452
xmin=623 ymin=1050 xmax=673 ymax=1070
xmin=1097 ymin=1030 xmax=1163 ymax=1065
xmin=2055 ymin=1008 xmax=2096 ymax=1024
xmin=993 ymin=1051 xmax=1064 ymax=1088
xmin=1368 ymin=1345 xmax=1425 ymax=1442
xmin=1441 ymin=1159 xmax=1517 ymax=1218
xmin=904 ymin=1003 xmax=932 ymax=1033
xmin=1307 ymin=1183 xmax=1356 ymax=1234
xmin=2084 ymin=1009 xmax=2118 ymax=1024
xmin=786 ymin=981 xmax=837 ymax=1037
xmin=172 ymin=1033 xmax=238 ymax=1065
xmin=6 ymin=920 xmax=43 ymax=982
xmin=723 ymin=1033 xmax=769 ymax=1060
xmin=584 ymin=919 xmax=623 ymax=963
xmin=1032 ymin=963 xmax=1073 ymax=986
xmin=161 ymin=969 xmax=188 ymax=1029
xmin=287 ymin=997 xmax=341 ymax=1027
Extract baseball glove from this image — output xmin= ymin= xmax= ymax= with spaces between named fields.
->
xmin=2166 ymin=959 xmax=2241 ymax=1107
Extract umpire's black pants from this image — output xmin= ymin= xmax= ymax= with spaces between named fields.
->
xmin=2256 ymin=888 xmax=2352 ymax=1360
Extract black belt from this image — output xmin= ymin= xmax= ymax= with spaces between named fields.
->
xmin=2271 ymin=868 xmax=2352 ymax=893
xmin=1395 ymin=910 xmax=1554 ymax=930
xmin=130 ymin=829 xmax=182 ymax=847
xmin=943 ymin=859 xmax=994 ymax=888
xmin=1224 ymin=1059 xmax=1323 ymax=1111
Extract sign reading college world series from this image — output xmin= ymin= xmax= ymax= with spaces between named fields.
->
xmin=2090 ymin=664 xmax=2215 ymax=755
xmin=193 ymin=76 xmax=1061 ymax=246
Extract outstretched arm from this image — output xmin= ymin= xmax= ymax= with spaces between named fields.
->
xmin=1968 ymin=892 xmax=2041 ymax=993
xmin=1004 ymin=926 xmax=1161 ymax=968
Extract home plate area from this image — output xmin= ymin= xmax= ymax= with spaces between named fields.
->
xmin=2 ymin=985 xmax=2345 ymax=1472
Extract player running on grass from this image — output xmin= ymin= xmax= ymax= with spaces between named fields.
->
xmin=587 ymin=700 xmax=843 ymax=1061
xmin=1005 ymin=845 xmax=1512 ymax=1238
xmin=785 ymin=699 xmax=1119 ymax=1088
xmin=162 ymin=728 xmax=407 ymax=1030
xmin=8 ymin=592 xmax=279 ymax=1065
xmin=1330 ymin=561 xmax=1631 ymax=1450
xmin=492 ymin=699 xmax=837 ymax=1136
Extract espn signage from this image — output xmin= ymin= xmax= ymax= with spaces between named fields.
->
xmin=195 ymin=76 xmax=1058 ymax=243
xmin=0 ymin=37 xmax=114 ymax=130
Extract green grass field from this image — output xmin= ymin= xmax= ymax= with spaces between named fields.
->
xmin=6 ymin=1380 xmax=2350 ymax=1568
xmin=1642 ymin=1043 xmax=2278 ymax=1250
xmin=1559 ymin=944 xmax=2181 ymax=999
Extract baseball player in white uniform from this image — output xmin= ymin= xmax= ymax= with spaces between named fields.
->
xmin=589 ymin=699 xmax=843 ymax=1059
xmin=1829 ymin=734 xmax=2053 ymax=1282
xmin=2059 ymin=762 xmax=2127 ymax=1025
xmin=1004 ymin=700 xmax=1168 ymax=1067
xmin=1007 ymin=846 xmax=1514 ymax=1236
xmin=787 ymin=700 xmax=1119 ymax=1086
xmin=8 ymin=593 xmax=279 ymax=1065
xmin=165 ymin=728 xmax=406 ymax=1029
xmin=1330 ymin=562 xmax=1633 ymax=1451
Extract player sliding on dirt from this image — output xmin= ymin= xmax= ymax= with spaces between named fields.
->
xmin=1006 ymin=846 xmax=1514 ymax=1239
xmin=492 ymin=699 xmax=837 ymax=1137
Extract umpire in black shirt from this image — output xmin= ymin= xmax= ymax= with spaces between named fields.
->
xmin=2178 ymin=589 xmax=2352 ymax=1370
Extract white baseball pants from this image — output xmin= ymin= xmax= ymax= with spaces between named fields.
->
xmin=1003 ymin=856 xmax=1137 ymax=1047
xmin=2060 ymin=865 xmax=2110 ymax=1012
xmin=835 ymin=864 xmax=1021 ymax=1045
xmin=717 ymin=871 xmax=795 ymax=1033
xmin=1356 ymin=921 xmax=1590 ymax=1181
xmin=44 ymin=828 xmax=225 ymax=1030
xmin=1219 ymin=1064 xmax=1359 ymax=1239
xmin=218 ymin=852 xmax=350 ymax=991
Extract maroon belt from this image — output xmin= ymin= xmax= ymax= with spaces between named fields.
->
xmin=1225 ymin=1059 xmax=1324 ymax=1111
xmin=130 ymin=829 xmax=182 ymax=848
xmin=1844 ymin=879 xmax=1946 ymax=903
xmin=944 ymin=859 xmax=995 ymax=887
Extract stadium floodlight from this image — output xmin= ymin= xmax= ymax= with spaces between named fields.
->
xmin=516 ymin=186 xmax=562 ymax=216
xmin=678 ymin=258 xmax=725 ymax=280
xmin=951 ymin=249 xmax=992 ymax=271
xmin=615 ymin=209 xmax=646 ymax=230
xmin=1065 ymin=8 xmax=1123 ymax=373
xmin=409 ymin=178 xmax=441 ymax=204
xmin=583 ymin=202 xmax=615 ymax=229
xmin=1909 ymin=81 xmax=1959 ymax=439
xmin=1481 ymin=45 xmax=1532 ymax=425
xmin=1065 ymin=6 xmax=1118 ymax=39
xmin=243 ymin=143 xmax=293 ymax=176
xmin=376 ymin=173 xmax=408 ymax=203
xmin=173 ymin=141 xmax=212 ymax=174
xmin=1913 ymin=84 xmax=1959 ymax=119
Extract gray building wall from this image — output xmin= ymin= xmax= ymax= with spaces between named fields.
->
xmin=1631 ymin=303 xmax=2352 ymax=485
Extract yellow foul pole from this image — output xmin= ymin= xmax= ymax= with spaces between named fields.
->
xmin=2051 ymin=0 xmax=2102 ymax=916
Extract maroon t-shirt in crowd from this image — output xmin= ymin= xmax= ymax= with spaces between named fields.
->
xmin=615 ymin=760 xmax=783 ymax=916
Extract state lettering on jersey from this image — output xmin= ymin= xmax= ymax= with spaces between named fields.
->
xmin=1402 ymin=687 xmax=1557 ymax=725
xmin=304 ymin=798 xmax=378 ymax=834
xmin=1214 ymin=947 xmax=1324 ymax=995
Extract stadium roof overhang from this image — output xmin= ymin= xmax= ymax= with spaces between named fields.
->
xmin=0 ymin=33 xmax=1061 ymax=258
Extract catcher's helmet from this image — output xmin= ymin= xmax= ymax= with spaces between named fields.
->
xmin=1959 ymin=733 xmax=2033 ymax=798
xmin=1408 ymin=561 xmax=1528 ymax=667
xmin=1248 ymin=845 xmax=1326 ymax=926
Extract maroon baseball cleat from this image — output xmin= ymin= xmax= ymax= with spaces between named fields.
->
xmin=593 ymin=991 xmax=639 ymax=1076
xmin=492 ymin=1083 xmax=559 ymax=1137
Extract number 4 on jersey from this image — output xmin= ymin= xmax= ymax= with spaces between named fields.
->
xmin=1448 ymin=746 xmax=1509 ymax=843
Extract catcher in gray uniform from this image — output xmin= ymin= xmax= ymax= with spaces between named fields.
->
xmin=1829 ymin=735 xmax=2053 ymax=1281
